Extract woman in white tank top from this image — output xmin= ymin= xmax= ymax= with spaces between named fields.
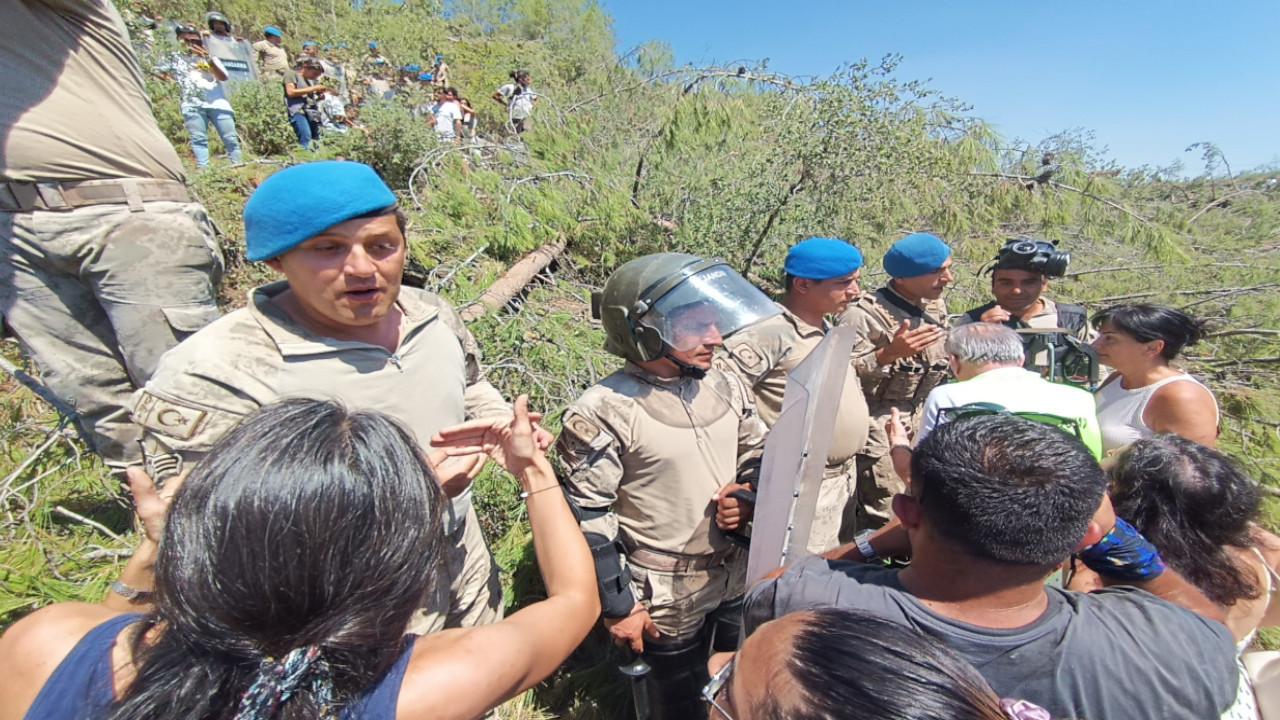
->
xmin=1090 ymin=304 xmax=1218 ymax=454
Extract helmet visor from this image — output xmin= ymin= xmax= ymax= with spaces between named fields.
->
xmin=640 ymin=265 xmax=780 ymax=351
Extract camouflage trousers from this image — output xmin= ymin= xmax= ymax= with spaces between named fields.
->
xmin=807 ymin=460 xmax=856 ymax=554
xmin=628 ymin=545 xmax=746 ymax=644
xmin=407 ymin=504 xmax=504 ymax=634
xmin=0 ymin=201 xmax=223 ymax=469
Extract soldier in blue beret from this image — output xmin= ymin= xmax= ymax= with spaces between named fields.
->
xmin=718 ymin=237 xmax=873 ymax=552
xmin=835 ymin=232 xmax=953 ymax=534
xmin=134 ymin=161 xmax=549 ymax=634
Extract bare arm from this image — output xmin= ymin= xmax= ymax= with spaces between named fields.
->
xmin=1144 ymin=380 xmax=1218 ymax=447
xmin=406 ymin=398 xmax=597 ymax=720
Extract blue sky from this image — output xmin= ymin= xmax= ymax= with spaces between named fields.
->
xmin=601 ymin=1 xmax=1279 ymax=174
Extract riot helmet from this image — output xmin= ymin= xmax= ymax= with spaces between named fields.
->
xmin=205 ymin=11 xmax=231 ymax=34
xmin=592 ymin=253 xmax=779 ymax=372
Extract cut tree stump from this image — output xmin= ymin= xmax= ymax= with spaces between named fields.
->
xmin=458 ymin=236 xmax=568 ymax=322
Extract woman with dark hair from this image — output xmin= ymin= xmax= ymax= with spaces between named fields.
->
xmin=1089 ymin=435 xmax=1280 ymax=644
xmin=0 ymin=396 xmax=597 ymax=720
xmin=704 ymin=608 xmax=1050 ymax=720
xmin=1068 ymin=435 xmax=1280 ymax=720
xmin=1090 ymin=303 xmax=1218 ymax=453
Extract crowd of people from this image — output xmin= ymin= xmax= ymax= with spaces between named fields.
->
xmin=1 ymin=3 xmax=1275 ymax=720
xmin=135 ymin=10 xmax=539 ymax=161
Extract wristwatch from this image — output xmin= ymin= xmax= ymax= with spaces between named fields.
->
xmin=855 ymin=530 xmax=880 ymax=563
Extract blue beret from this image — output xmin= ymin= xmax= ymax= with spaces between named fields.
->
xmin=263 ymin=26 xmax=282 ymax=37
xmin=402 ymin=63 xmax=420 ymax=72
xmin=302 ymin=40 xmax=317 ymax=47
xmin=883 ymin=232 xmax=952 ymax=278
xmin=417 ymin=72 xmax=434 ymax=81
xmin=367 ymin=40 xmax=378 ymax=48
xmin=244 ymin=162 xmax=397 ymax=262
xmin=784 ymin=237 xmax=864 ymax=279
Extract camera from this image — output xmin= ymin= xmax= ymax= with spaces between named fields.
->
xmin=993 ymin=238 xmax=1070 ymax=277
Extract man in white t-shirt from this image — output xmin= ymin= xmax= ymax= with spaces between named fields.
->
xmin=161 ymin=24 xmax=243 ymax=166
xmin=492 ymin=69 xmax=537 ymax=133
xmin=433 ymin=87 xmax=464 ymax=144
xmin=916 ymin=322 xmax=1102 ymax=457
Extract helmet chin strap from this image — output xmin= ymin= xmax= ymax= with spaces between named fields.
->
xmin=664 ymin=352 xmax=708 ymax=379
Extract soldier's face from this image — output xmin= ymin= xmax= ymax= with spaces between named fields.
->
xmin=992 ymin=269 xmax=1047 ymax=313
xmin=267 ymin=214 xmax=405 ymax=332
xmin=807 ymin=270 xmax=861 ymax=314
xmin=895 ymin=257 xmax=953 ymax=301
xmin=666 ymin=304 xmax=724 ymax=369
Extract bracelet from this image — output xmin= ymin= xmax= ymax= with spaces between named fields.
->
xmin=1077 ymin=516 xmax=1166 ymax=582
xmin=519 ymin=485 xmax=560 ymax=501
xmin=111 ymin=579 xmax=153 ymax=601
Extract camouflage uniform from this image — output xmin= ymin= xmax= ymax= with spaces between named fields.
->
xmin=132 ymin=281 xmax=508 ymax=633
xmin=556 ymin=362 xmax=767 ymax=643
xmin=0 ymin=0 xmax=223 ymax=470
xmin=716 ymin=306 xmax=870 ymax=553
xmin=835 ymin=285 xmax=949 ymax=530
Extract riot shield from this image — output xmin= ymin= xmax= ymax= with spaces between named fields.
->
xmin=744 ymin=324 xmax=858 ymax=586
xmin=203 ymin=36 xmax=259 ymax=85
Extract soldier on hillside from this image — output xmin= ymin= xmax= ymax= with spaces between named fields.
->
xmin=836 ymin=232 xmax=952 ymax=532
xmin=132 ymin=161 xmax=537 ymax=634
xmin=556 ymin=253 xmax=776 ymax=720
xmin=1 ymin=0 xmax=223 ymax=474
xmin=717 ymin=237 xmax=870 ymax=552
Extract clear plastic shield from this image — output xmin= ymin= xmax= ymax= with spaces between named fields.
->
xmin=203 ymin=36 xmax=259 ymax=85
xmin=745 ymin=324 xmax=859 ymax=586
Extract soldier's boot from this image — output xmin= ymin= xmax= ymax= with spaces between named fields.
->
xmin=704 ymin=596 xmax=744 ymax=653
xmin=643 ymin=634 xmax=709 ymax=720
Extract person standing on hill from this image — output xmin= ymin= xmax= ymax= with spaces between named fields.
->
xmin=717 ymin=237 xmax=870 ymax=553
xmin=493 ymin=69 xmax=538 ymax=134
xmin=283 ymin=57 xmax=328 ymax=150
xmin=557 ymin=253 xmax=776 ymax=719
xmin=251 ymin=25 xmax=289 ymax=80
xmin=835 ymin=232 xmax=952 ymax=532
xmin=0 ymin=0 xmax=224 ymax=474
xmin=158 ymin=24 xmax=244 ymax=167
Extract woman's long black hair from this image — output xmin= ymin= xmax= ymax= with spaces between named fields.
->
xmin=762 ymin=608 xmax=1007 ymax=720
xmin=1110 ymin=434 xmax=1260 ymax=606
xmin=108 ymin=398 xmax=445 ymax=720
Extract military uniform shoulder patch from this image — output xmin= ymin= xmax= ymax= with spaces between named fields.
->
xmin=133 ymin=392 xmax=209 ymax=440
xmin=556 ymin=412 xmax=613 ymax=468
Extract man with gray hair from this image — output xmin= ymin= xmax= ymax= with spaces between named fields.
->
xmin=915 ymin=323 xmax=1101 ymax=456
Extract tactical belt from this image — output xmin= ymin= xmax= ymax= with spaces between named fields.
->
xmin=627 ymin=545 xmax=735 ymax=573
xmin=0 ymin=179 xmax=191 ymax=212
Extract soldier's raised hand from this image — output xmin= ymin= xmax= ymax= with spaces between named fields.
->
xmin=712 ymin=481 xmax=754 ymax=531
xmin=880 ymin=319 xmax=944 ymax=364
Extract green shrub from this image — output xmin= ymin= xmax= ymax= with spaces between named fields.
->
xmin=229 ymin=80 xmax=296 ymax=157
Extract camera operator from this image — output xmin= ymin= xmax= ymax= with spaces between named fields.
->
xmin=957 ymin=239 xmax=1096 ymax=379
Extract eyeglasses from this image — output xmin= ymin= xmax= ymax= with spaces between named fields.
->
xmin=702 ymin=656 xmax=736 ymax=720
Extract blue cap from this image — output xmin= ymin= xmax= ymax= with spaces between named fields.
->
xmin=322 ymin=43 xmax=333 ymax=50
xmin=402 ymin=63 xmax=420 ymax=72
xmin=882 ymin=232 xmax=952 ymax=278
xmin=337 ymin=42 xmax=349 ymax=48
xmin=244 ymin=162 xmax=397 ymax=262
xmin=367 ymin=40 xmax=378 ymax=48
xmin=436 ymin=54 xmax=444 ymax=60
xmin=263 ymin=25 xmax=282 ymax=37
xmin=302 ymin=40 xmax=316 ymax=47
xmin=784 ymin=237 xmax=863 ymax=280
xmin=417 ymin=72 xmax=434 ymax=81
